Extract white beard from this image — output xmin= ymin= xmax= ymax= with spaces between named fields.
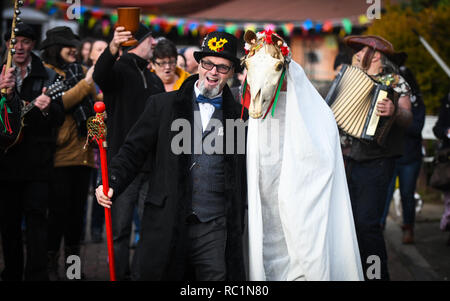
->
xmin=198 ymin=80 xmax=221 ymax=98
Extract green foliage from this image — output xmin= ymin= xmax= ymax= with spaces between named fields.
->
xmin=365 ymin=2 xmax=450 ymax=114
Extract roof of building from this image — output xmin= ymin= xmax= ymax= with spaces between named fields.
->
xmin=186 ymin=0 xmax=388 ymax=22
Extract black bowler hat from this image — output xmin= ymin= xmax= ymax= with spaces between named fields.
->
xmin=194 ymin=31 xmax=241 ymax=71
xmin=40 ymin=26 xmax=80 ymax=49
xmin=4 ymin=23 xmax=36 ymax=41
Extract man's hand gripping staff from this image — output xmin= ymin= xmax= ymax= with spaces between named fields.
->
xmin=87 ymin=101 xmax=116 ymax=281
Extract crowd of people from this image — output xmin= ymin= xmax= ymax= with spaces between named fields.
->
xmin=0 ymin=20 xmax=448 ymax=281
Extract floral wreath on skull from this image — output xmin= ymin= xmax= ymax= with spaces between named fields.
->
xmin=243 ymin=29 xmax=291 ymax=64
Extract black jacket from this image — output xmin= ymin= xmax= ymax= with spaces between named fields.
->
xmin=0 ymin=53 xmax=65 ymax=181
xmin=108 ymin=75 xmax=248 ymax=280
xmin=433 ymin=92 xmax=450 ymax=150
xmin=93 ymin=47 xmax=165 ymax=172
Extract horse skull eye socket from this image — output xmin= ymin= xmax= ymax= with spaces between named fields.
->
xmin=275 ymin=62 xmax=283 ymax=72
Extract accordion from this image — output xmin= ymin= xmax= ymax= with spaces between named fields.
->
xmin=325 ymin=64 xmax=399 ymax=145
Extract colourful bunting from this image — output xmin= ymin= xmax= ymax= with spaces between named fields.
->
xmin=322 ymin=20 xmax=333 ymax=33
xmin=315 ymin=22 xmax=322 ymax=32
xmin=110 ymin=13 xmax=118 ymax=25
xmin=88 ymin=17 xmax=97 ymax=29
xmin=302 ymin=19 xmax=313 ymax=31
xmin=282 ymin=23 xmax=294 ymax=36
xmin=225 ymin=23 xmax=238 ymax=35
xmin=341 ymin=18 xmax=352 ymax=34
xmin=21 ymin=0 xmax=366 ymax=38
xmin=358 ymin=14 xmax=369 ymax=25
xmin=102 ymin=19 xmax=111 ymax=36
xmin=244 ymin=23 xmax=257 ymax=33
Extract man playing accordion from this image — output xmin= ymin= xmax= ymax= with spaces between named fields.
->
xmin=342 ymin=35 xmax=412 ymax=281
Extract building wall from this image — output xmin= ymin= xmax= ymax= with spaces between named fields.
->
xmin=290 ymin=34 xmax=339 ymax=97
xmin=291 ymin=34 xmax=339 ymax=81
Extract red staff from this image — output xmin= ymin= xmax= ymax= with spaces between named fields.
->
xmin=87 ymin=101 xmax=116 ymax=281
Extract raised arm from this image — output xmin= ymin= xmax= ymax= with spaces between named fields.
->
xmin=93 ymin=27 xmax=132 ymax=93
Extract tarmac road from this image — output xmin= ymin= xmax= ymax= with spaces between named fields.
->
xmin=1 ymin=194 xmax=449 ymax=281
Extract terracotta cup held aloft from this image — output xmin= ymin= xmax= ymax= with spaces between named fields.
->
xmin=117 ymin=7 xmax=141 ymax=47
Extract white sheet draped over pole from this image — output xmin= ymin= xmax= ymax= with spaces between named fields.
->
xmin=247 ymin=60 xmax=364 ymax=281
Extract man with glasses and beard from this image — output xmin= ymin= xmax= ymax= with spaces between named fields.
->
xmin=95 ymin=32 xmax=248 ymax=281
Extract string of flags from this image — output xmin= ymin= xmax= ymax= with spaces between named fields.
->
xmin=21 ymin=0 xmax=372 ymax=38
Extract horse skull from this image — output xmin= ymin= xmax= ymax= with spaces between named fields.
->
xmin=245 ymin=45 xmax=284 ymax=119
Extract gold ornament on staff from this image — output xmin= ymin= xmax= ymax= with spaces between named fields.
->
xmin=1 ymin=0 xmax=24 ymax=96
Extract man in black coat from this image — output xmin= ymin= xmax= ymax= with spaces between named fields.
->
xmin=96 ymin=31 xmax=248 ymax=280
xmin=93 ymin=23 xmax=165 ymax=280
xmin=0 ymin=23 xmax=64 ymax=280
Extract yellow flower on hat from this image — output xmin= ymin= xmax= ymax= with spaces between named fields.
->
xmin=208 ymin=37 xmax=228 ymax=52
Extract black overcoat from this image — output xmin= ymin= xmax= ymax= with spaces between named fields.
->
xmin=108 ymin=75 xmax=248 ymax=280
xmin=93 ymin=47 xmax=165 ymax=172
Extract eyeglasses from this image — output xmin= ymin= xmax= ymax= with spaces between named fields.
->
xmin=200 ymin=60 xmax=232 ymax=74
xmin=154 ymin=60 xmax=177 ymax=67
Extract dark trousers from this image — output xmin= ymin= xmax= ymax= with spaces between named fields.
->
xmin=347 ymin=157 xmax=395 ymax=281
xmin=134 ymin=210 xmax=227 ymax=281
xmin=90 ymin=167 xmax=104 ymax=236
xmin=48 ymin=166 xmax=91 ymax=253
xmin=111 ymin=172 xmax=148 ymax=280
xmin=187 ymin=215 xmax=227 ymax=281
xmin=0 ymin=181 xmax=49 ymax=281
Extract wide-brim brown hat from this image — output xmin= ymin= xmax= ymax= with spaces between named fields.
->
xmin=194 ymin=31 xmax=242 ymax=72
xmin=40 ymin=26 xmax=80 ymax=49
xmin=344 ymin=35 xmax=398 ymax=58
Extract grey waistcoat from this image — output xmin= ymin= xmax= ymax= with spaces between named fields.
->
xmin=190 ymin=95 xmax=226 ymax=222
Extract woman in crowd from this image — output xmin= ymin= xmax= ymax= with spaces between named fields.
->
xmin=77 ymin=38 xmax=93 ymax=66
xmin=177 ymin=52 xmax=187 ymax=70
xmin=380 ymin=62 xmax=426 ymax=245
xmin=86 ymin=38 xmax=108 ymax=243
xmin=149 ymin=38 xmax=190 ymax=92
xmin=40 ymin=26 xmax=96 ymax=280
